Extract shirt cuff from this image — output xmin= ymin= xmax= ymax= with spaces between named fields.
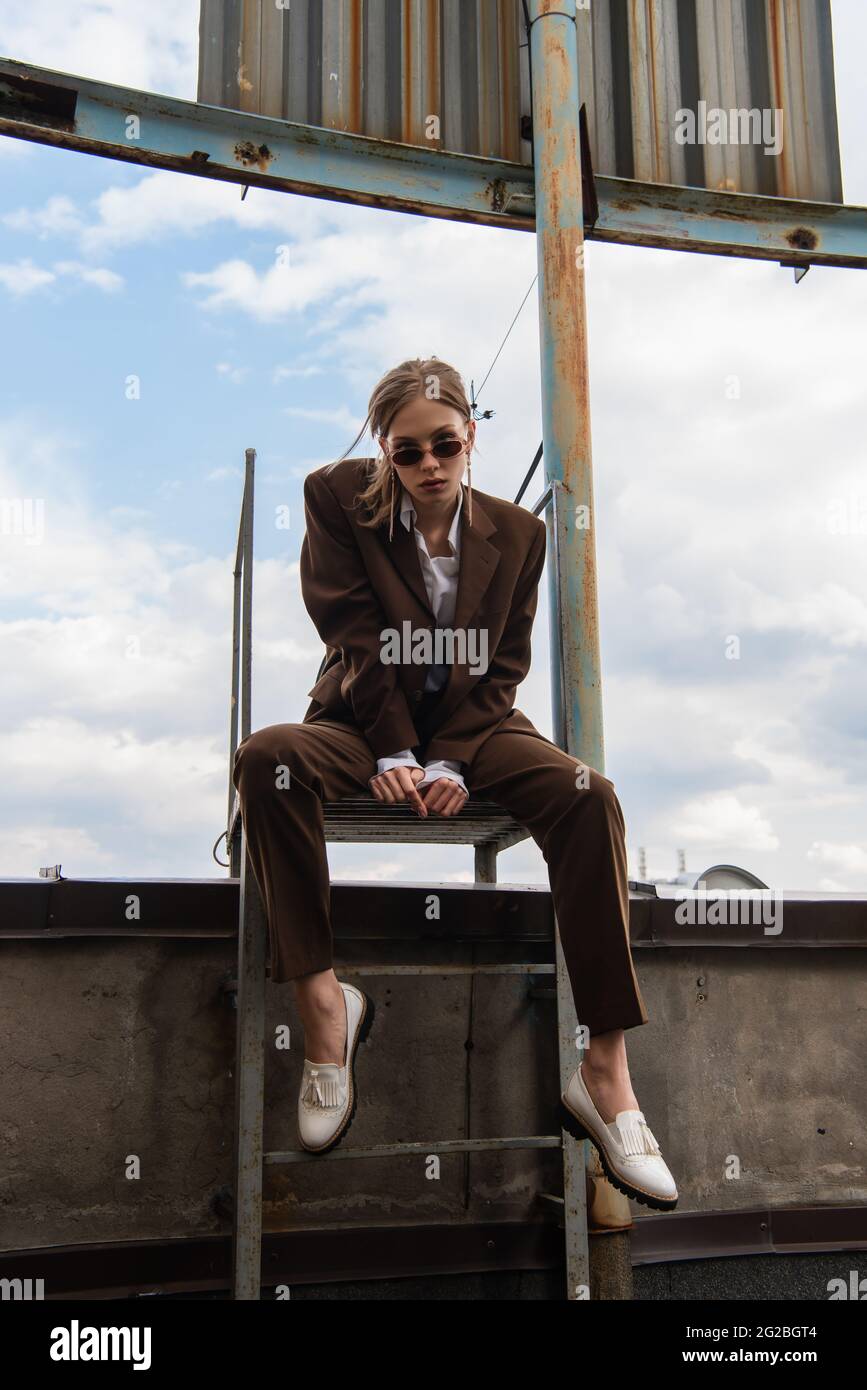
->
xmin=417 ymin=758 xmax=468 ymax=796
xmin=375 ymin=750 xmax=423 ymax=776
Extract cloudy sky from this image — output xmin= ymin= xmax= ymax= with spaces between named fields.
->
xmin=0 ymin=1 xmax=865 ymax=894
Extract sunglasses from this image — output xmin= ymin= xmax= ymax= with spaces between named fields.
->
xmin=386 ymin=435 xmax=467 ymax=468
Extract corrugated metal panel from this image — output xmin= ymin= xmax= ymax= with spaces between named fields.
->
xmin=197 ymin=0 xmax=842 ymax=202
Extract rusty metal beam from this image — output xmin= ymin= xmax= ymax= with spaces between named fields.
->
xmin=2 ymin=57 xmax=866 ymax=266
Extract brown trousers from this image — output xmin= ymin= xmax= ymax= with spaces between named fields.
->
xmin=232 ymin=698 xmax=649 ymax=1037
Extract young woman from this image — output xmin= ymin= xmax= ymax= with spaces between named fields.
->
xmin=232 ymin=357 xmax=677 ymax=1210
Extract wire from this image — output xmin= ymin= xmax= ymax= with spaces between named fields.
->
xmin=471 ymin=272 xmax=539 ymax=417
xmin=469 ymin=0 xmax=540 ymax=420
xmin=513 ymin=442 xmax=544 ymax=506
xmin=474 ymin=0 xmax=544 ymax=501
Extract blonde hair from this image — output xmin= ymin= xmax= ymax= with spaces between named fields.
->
xmin=336 ymin=357 xmax=476 ymax=530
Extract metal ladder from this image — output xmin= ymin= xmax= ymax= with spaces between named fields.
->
xmin=224 ymin=449 xmax=589 ymax=1299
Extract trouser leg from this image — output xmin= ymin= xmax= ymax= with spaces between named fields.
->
xmin=231 ymin=719 xmax=376 ymax=983
xmin=465 ymin=710 xmax=649 ymax=1038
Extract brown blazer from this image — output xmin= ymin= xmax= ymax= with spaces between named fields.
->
xmin=299 ymin=457 xmax=547 ymax=766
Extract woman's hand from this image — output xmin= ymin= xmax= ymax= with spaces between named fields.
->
xmin=420 ymin=775 xmax=469 ymax=818
xmin=369 ymin=764 xmax=428 ymax=817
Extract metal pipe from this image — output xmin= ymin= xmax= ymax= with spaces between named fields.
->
xmin=227 ymin=467 xmax=245 ymax=829
xmin=528 ymin=0 xmax=632 ymax=1300
xmin=231 ymin=848 xmax=268 ymax=1299
xmin=240 ymin=448 xmax=255 ymax=743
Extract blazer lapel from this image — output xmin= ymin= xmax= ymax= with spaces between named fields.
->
xmin=437 ymin=489 xmax=500 ymax=717
xmin=381 ymin=507 xmax=436 ymax=621
xmin=452 ymin=490 xmax=500 ymax=632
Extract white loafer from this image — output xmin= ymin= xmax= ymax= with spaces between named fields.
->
xmin=298 ymin=982 xmax=374 ymax=1154
xmin=560 ymin=1062 xmax=678 ymax=1211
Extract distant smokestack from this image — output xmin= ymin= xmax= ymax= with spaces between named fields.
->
xmin=638 ymin=847 xmax=647 ymax=880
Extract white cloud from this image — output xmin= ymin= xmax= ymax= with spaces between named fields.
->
xmin=728 ymin=577 xmax=867 ymax=650
xmin=215 ymin=362 xmax=250 ymax=385
xmin=0 ymin=0 xmax=200 ymax=100
xmin=0 ymin=823 xmax=115 ymax=878
xmin=273 ymin=365 xmax=324 ymax=383
xmin=807 ymin=841 xmax=867 ymax=876
xmin=54 ymin=260 xmax=124 ymax=292
xmin=0 ymin=257 xmax=124 ymax=296
xmin=0 ymin=259 xmax=55 ymax=294
xmin=0 ymin=135 xmax=30 ymax=161
xmin=48 ymin=171 xmax=343 ymax=257
xmin=671 ymin=794 xmax=779 ymax=852
xmin=3 ymin=194 xmax=85 ymax=237
xmin=0 ymin=415 xmax=322 ymax=876
xmin=331 ymin=861 xmax=406 ymax=882
xmin=283 ymin=405 xmax=361 ymax=432
xmin=206 ymin=466 xmax=245 ymax=482
xmin=3 ymin=717 xmax=225 ymax=838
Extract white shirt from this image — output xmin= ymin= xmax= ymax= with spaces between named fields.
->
xmin=374 ymin=486 xmax=468 ymax=796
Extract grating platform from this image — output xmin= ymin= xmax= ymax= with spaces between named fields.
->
xmin=228 ymin=791 xmax=528 ymax=853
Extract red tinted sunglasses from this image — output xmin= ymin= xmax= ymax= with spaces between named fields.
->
xmin=386 ymin=435 xmax=467 ymax=468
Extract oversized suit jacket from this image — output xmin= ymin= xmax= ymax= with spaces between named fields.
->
xmin=299 ymin=457 xmax=547 ymax=767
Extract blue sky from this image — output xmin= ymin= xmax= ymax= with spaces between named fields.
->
xmin=1 ymin=0 xmax=865 ymax=892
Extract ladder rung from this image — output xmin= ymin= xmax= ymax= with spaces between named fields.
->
xmin=265 ymin=1135 xmax=563 ymax=1163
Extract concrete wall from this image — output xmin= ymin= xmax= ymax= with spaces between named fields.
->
xmin=1 ymin=934 xmax=864 ymax=1252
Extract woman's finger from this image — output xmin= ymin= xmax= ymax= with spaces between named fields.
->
xmin=422 ymin=779 xmax=451 ymax=812
xmin=440 ymin=786 xmax=468 ymax=817
xmin=395 ymin=766 xmax=427 ymax=816
xmin=374 ymin=774 xmax=398 ymax=805
xmin=424 ymin=778 xmax=467 ymax=816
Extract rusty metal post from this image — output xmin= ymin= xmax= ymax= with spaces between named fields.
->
xmin=232 ymin=840 xmax=267 ymax=1300
xmin=231 ymin=446 xmax=267 ymax=1300
xmin=527 ymin=0 xmax=634 ymax=1300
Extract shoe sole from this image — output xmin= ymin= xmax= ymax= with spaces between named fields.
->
xmin=299 ymin=988 xmax=376 ymax=1155
xmin=559 ymin=1099 xmax=679 ymax=1212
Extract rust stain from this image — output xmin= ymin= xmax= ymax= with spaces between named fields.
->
xmin=234 ymin=140 xmax=273 ymax=173
xmin=426 ymin=0 xmax=440 ymax=147
xmin=401 ymin=0 xmax=411 ymax=141
xmin=349 ymin=0 xmax=363 ymax=133
xmin=487 ymin=179 xmax=507 ymax=213
xmin=786 ymin=227 xmax=818 ymax=251
xmin=646 ymin=0 xmax=659 ymax=181
xmin=767 ymin=0 xmax=790 ymax=198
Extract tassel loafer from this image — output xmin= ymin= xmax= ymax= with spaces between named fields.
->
xmin=560 ymin=1062 xmax=678 ymax=1211
xmin=298 ymin=982 xmax=374 ymax=1154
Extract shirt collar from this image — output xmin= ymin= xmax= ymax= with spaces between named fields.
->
xmin=399 ymin=485 xmax=463 ymax=554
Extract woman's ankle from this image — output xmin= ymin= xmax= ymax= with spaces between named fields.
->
xmin=304 ymin=1020 xmax=347 ymax=1066
xmin=582 ymin=1052 xmax=628 ymax=1080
